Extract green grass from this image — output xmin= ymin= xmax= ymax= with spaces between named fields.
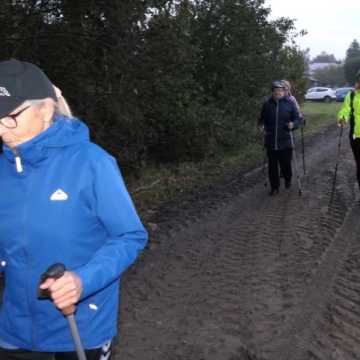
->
xmin=302 ymin=101 xmax=342 ymax=135
xmin=128 ymin=101 xmax=343 ymax=218
xmin=129 ymin=142 xmax=262 ymax=217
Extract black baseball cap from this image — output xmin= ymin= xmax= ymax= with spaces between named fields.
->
xmin=0 ymin=59 xmax=57 ymax=118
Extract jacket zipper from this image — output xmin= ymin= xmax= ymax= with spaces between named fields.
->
xmin=13 ymin=147 xmax=34 ymax=347
xmin=275 ymin=100 xmax=279 ymax=150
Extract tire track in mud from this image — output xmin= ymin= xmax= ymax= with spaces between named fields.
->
xmin=263 ymin=137 xmax=360 ymax=360
xmin=268 ymin=194 xmax=359 ymax=360
xmin=210 ymin=138 xmax=356 ymax=360
xmin=115 ymin=126 xmax=360 ymax=360
xmin=302 ymin=209 xmax=360 ymax=359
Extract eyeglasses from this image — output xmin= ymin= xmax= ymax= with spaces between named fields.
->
xmin=0 ymin=106 xmax=31 ymax=129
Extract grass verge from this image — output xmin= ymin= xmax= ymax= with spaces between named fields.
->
xmin=302 ymin=101 xmax=341 ymax=136
xmin=128 ymin=101 xmax=342 ymax=218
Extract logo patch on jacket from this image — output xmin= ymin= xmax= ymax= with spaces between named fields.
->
xmin=50 ymin=189 xmax=68 ymax=201
xmin=0 ymin=87 xmax=11 ymax=96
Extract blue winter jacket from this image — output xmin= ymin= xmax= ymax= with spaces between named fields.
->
xmin=259 ymin=96 xmax=300 ymax=150
xmin=0 ymin=116 xmax=148 ymax=351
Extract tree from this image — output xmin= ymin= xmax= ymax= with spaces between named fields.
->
xmin=344 ymin=39 xmax=360 ymax=84
xmin=311 ymin=51 xmax=337 ymax=63
xmin=346 ymin=39 xmax=360 ymax=59
xmin=313 ymin=65 xmax=346 ymax=87
xmin=192 ymin=0 xmax=307 ymax=148
xmin=344 ymin=57 xmax=360 ymax=84
xmin=136 ymin=0 xmax=209 ymax=162
xmin=0 ymin=0 xmax=308 ymax=173
xmin=277 ymin=46 xmax=308 ymax=100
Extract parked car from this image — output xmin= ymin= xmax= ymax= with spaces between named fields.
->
xmin=304 ymin=87 xmax=336 ymax=103
xmin=335 ymin=87 xmax=354 ymax=102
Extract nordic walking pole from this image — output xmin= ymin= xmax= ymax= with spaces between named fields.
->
xmin=301 ymin=118 xmax=306 ymax=175
xmin=38 ymin=263 xmax=87 ymax=360
xmin=290 ymin=130 xmax=302 ymax=196
xmin=259 ymin=126 xmax=268 ymax=188
xmin=330 ymin=125 xmax=344 ymax=202
xmin=262 ymin=145 xmax=268 ymax=188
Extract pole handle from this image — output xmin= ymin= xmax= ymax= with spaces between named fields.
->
xmin=38 ymin=263 xmax=66 ymax=299
xmin=38 ymin=263 xmax=76 ymax=315
xmin=38 ymin=264 xmax=86 ymax=359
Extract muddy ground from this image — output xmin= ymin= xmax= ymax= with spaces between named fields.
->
xmin=115 ymin=123 xmax=360 ymax=360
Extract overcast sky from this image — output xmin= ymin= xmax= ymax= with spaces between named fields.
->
xmin=264 ymin=0 xmax=359 ymax=61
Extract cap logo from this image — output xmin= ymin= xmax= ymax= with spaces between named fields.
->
xmin=0 ymin=87 xmax=11 ymax=96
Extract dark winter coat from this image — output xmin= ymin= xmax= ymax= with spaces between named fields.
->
xmin=258 ymin=96 xmax=300 ymax=150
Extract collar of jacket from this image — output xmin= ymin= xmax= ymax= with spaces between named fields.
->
xmin=2 ymin=115 xmax=89 ymax=168
xmin=270 ymin=96 xmax=288 ymax=104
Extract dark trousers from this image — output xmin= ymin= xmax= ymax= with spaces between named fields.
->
xmin=350 ymin=137 xmax=360 ymax=189
xmin=267 ymin=148 xmax=293 ymax=190
xmin=0 ymin=343 xmax=112 ymax=360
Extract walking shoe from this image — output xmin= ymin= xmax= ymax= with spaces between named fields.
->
xmin=285 ymin=180 xmax=291 ymax=189
xmin=269 ymin=188 xmax=279 ymax=196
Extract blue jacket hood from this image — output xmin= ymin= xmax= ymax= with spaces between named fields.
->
xmin=2 ymin=116 xmax=89 ymax=167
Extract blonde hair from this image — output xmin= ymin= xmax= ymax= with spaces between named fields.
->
xmin=55 ymin=96 xmax=73 ymax=117
xmin=52 ymin=84 xmax=73 ymax=117
xmin=282 ymin=80 xmax=291 ymax=92
xmin=26 ymin=97 xmax=73 ymax=118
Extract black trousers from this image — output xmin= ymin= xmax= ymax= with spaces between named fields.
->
xmin=267 ymin=148 xmax=293 ymax=190
xmin=0 ymin=342 xmax=112 ymax=360
xmin=350 ymin=137 xmax=360 ymax=189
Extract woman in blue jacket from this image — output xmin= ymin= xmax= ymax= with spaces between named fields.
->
xmin=258 ymin=81 xmax=300 ymax=195
xmin=0 ymin=59 xmax=148 ymax=359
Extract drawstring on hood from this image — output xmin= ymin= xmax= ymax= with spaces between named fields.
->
xmin=13 ymin=149 xmax=23 ymax=173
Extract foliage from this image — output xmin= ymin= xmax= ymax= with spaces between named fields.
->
xmin=0 ymin=0 xmax=308 ymax=175
xmin=344 ymin=39 xmax=360 ymax=84
xmin=311 ymin=51 xmax=338 ymax=64
xmin=346 ymin=39 xmax=360 ymax=59
xmin=313 ymin=65 xmax=346 ymax=87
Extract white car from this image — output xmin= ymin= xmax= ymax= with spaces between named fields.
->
xmin=305 ymin=87 xmax=336 ymax=102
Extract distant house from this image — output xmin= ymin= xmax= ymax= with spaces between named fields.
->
xmin=306 ymin=62 xmax=343 ymax=88
xmin=307 ymin=76 xmax=318 ymax=88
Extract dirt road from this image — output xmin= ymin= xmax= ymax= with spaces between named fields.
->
xmin=116 ymin=124 xmax=360 ymax=360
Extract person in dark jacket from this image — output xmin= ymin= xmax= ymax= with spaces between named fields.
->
xmin=0 ymin=59 xmax=148 ymax=359
xmin=258 ymin=81 xmax=300 ymax=195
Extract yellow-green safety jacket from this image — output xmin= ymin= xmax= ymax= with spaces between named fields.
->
xmin=337 ymin=90 xmax=360 ymax=139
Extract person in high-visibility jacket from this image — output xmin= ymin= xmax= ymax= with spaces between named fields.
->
xmin=338 ymin=70 xmax=360 ymax=189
